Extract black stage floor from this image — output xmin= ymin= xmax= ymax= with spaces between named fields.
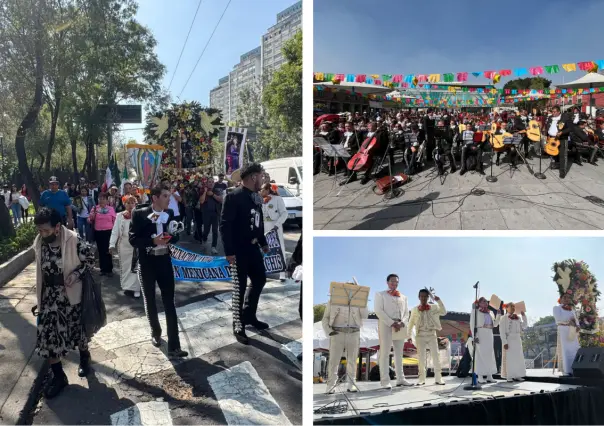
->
xmin=313 ymin=372 xmax=604 ymax=425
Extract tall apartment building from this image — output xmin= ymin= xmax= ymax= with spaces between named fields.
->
xmin=261 ymin=1 xmax=302 ymax=77
xmin=209 ymin=1 xmax=301 ymax=124
xmin=209 ymin=75 xmax=230 ymax=119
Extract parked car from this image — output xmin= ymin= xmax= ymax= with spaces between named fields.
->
xmin=276 ymin=185 xmax=302 ymax=228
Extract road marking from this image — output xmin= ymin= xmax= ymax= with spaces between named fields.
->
xmin=208 ymin=361 xmax=292 ymax=425
xmin=110 ymin=402 xmax=172 ymax=426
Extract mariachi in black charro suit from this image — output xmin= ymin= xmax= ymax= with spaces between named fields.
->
xmin=220 ymin=186 xmax=268 ymax=341
xmin=129 ymin=205 xmax=183 ymax=353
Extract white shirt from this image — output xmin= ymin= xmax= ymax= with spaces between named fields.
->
xmin=548 ymin=116 xmax=561 ymax=137
xmin=342 ymin=132 xmax=353 ymax=149
xmin=78 ymin=197 xmax=91 ymax=218
xmin=168 ymin=191 xmax=180 ymax=216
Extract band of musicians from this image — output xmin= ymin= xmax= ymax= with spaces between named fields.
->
xmin=315 ymin=106 xmax=603 ymax=184
xmin=319 ymin=276 xmax=584 ymax=394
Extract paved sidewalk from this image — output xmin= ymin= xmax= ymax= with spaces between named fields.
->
xmin=314 ymin=154 xmax=604 ymax=230
xmin=0 ymin=227 xmax=301 ymax=425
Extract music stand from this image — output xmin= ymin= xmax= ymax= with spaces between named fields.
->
xmin=327 ymin=281 xmax=370 ymax=397
xmin=315 ymin=138 xmax=351 ymax=195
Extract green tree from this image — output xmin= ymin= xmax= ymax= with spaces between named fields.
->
xmin=314 ymin=304 xmax=326 ymax=323
xmin=534 ymin=315 xmax=555 ymax=326
xmin=262 ymin=31 xmax=302 ymax=158
xmin=503 ymin=77 xmax=552 ymax=111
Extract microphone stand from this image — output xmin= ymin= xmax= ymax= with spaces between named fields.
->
xmin=534 ymin=133 xmax=546 ymax=180
xmin=486 ymin=134 xmax=497 ymax=183
xmin=464 ymin=281 xmax=482 ymax=391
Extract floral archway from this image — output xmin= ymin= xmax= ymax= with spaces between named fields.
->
xmin=553 ymin=259 xmax=601 ymax=347
xmin=143 ymin=101 xmax=222 ymax=182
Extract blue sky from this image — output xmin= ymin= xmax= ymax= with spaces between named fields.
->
xmin=118 ymin=0 xmax=297 ymax=142
xmin=313 ymin=237 xmax=604 ymax=322
xmin=314 ymin=0 xmax=603 ymax=87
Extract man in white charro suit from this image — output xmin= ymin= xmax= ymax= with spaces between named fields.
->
xmin=322 ymin=288 xmax=368 ymax=394
xmin=407 ymin=288 xmax=447 ymax=385
xmin=374 ymin=274 xmax=413 ymax=389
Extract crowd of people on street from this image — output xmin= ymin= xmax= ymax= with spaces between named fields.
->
xmin=26 ymin=162 xmax=301 ymax=399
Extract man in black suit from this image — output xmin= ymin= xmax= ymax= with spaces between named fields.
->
xmin=422 ymin=108 xmax=436 ymax=156
xmin=338 ymin=121 xmax=360 ymax=184
xmin=129 ymin=185 xmax=188 ymax=358
xmin=221 ymin=163 xmax=270 ymax=344
xmin=514 ymin=109 xmax=532 ymax=159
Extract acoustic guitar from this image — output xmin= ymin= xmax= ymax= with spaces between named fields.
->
xmin=544 ymin=122 xmax=566 ymax=157
xmin=347 ymin=135 xmax=379 ymax=171
xmin=491 ymin=131 xmax=512 ymax=150
xmin=526 ymin=120 xmax=542 ymax=142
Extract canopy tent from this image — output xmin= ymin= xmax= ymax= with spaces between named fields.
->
xmin=313 ymin=81 xmax=392 ymax=96
xmin=313 ymin=320 xmax=381 ymax=352
xmin=557 ymin=72 xmax=604 ymax=117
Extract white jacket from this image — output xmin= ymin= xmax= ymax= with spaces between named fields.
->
xmin=470 ymin=308 xmax=500 ymax=331
xmin=374 ymin=291 xmax=409 ymax=327
xmin=262 ymin=195 xmax=287 ymax=228
xmin=408 ymin=299 xmax=447 ymax=336
xmin=109 ymin=211 xmax=131 ymax=249
xmin=322 ymin=301 xmax=368 ymax=335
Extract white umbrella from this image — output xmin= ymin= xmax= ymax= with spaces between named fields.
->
xmin=557 ymin=72 xmax=604 ymax=118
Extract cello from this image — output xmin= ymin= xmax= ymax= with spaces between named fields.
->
xmin=347 ymin=134 xmax=380 ymax=172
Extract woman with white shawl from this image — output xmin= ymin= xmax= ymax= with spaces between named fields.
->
xmin=109 ymin=195 xmax=141 ymax=297
xmin=499 ymin=302 xmax=527 ymax=382
xmin=470 ymin=297 xmax=500 ymax=383
xmin=553 ymin=293 xmax=580 ymax=376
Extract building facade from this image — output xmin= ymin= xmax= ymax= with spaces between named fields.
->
xmin=209 ymin=1 xmax=301 ymax=124
xmin=261 ymin=1 xmax=302 ymax=77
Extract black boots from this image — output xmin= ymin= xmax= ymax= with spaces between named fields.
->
xmin=45 ymin=362 xmax=68 ymax=399
xmin=234 ymin=329 xmax=249 ymax=345
xmin=78 ymin=349 xmax=91 ymax=377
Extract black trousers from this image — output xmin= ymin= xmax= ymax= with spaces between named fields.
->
xmin=202 ymin=212 xmax=219 ymax=248
xmin=461 ymin=145 xmax=484 ymax=171
xmin=234 ymin=247 xmax=266 ymax=328
xmin=139 ymin=254 xmax=180 ymax=350
xmin=95 ymin=230 xmax=113 ymax=273
xmin=494 ymin=335 xmax=502 ymax=373
xmin=193 ymin=208 xmax=204 ymax=241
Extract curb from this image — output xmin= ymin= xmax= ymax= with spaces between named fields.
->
xmin=0 ymin=355 xmax=48 ymax=425
xmin=0 ymin=247 xmax=34 ymax=288
xmin=0 ymin=246 xmax=45 ymax=425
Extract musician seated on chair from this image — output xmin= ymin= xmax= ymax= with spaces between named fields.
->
xmin=338 ymin=122 xmax=360 ymax=184
xmin=434 ymin=119 xmax=457 ymax=175
xmin=405 ymin=124 xmax=426 ymax=176
xmin=358 ymin=121 xmax=393 ymax=185
xmin=459 ymin=123 xmax=485 ymax=176
xmin=318 ymin=122 xmax=342 ymax=176
xmin=570 ymin=120 xmax=595 ymax=167
xmin=494 ymin=121 xmax=517 ymax=168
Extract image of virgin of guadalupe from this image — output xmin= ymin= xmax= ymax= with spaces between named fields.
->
xmin=225 ymin=133 xmax=242 ymax=174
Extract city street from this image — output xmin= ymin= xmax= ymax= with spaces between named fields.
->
xmin=0 ymin=228 xmax=301 ymax=425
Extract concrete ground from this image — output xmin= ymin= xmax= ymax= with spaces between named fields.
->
xmin=314 ymin=153 xmax=604 ymax=230
xmin=0 ymin=226 xmax=301 ymax=425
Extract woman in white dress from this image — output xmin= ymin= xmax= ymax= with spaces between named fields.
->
xmin=260 ymin=183 xmax=288 ymax=281
xmin=109 ymin=195 xmax=141 ymax=297
xmin=470 ymin=297 xmax=499 ymax=383
xmin=553 ymin=293 xmax=581 ymax=376
xmin=499 ymin=302 xmax=527 ymax=382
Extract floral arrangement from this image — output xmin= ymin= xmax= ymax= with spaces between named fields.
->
xmin=144 ymin=101 xmax=222 ymax=171
xmin=552 ymin=259 xmax=600 ymax=347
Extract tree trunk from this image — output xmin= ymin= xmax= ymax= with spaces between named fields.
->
xmin=70 ymin=135 xmax=78 ymax=179
xmin=44 ymin=92 xmax=62 ymax=172
xmin=15 ymin=7 xmax=44 ymax=211
xmin=0 ymin=202 xmax=15 ymax=240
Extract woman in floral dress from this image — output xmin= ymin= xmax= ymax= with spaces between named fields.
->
xmin=33 ymin=208 xmax=95 ymax=399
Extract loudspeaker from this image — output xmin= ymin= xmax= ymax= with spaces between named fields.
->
xmin=571 ymin=347 xmax=604 ymax=378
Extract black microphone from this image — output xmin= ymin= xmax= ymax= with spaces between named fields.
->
xmin=473 ymin=281 xmax=479 ymax=289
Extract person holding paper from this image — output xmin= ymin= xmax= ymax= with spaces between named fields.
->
xmin=553 ymin=293 xmax=580 ymax=376
xmin=322 ymin=287 xmax=368 ymax=394
xmin=499 ymin=302 xmax=527 ymax=382
xmin=407 ymin=288 xmax=447 ymax=386
xmin=470 ymin=297 xmax=499 ymax=383
xmin=374 ymin=274 xmax=412 ymax=389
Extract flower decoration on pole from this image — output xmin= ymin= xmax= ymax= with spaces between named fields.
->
xmin=552 ymin=259 xmax=601 ymax=347
xmin=144 ymin=101 xmax=222 ymax=181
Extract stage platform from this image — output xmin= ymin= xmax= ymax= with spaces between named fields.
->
xmin=313 ymin=374 xmax=604 ymax=425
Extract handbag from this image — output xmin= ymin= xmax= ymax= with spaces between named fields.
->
xmin=80 ymin=269 xmax=107 ymax=339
